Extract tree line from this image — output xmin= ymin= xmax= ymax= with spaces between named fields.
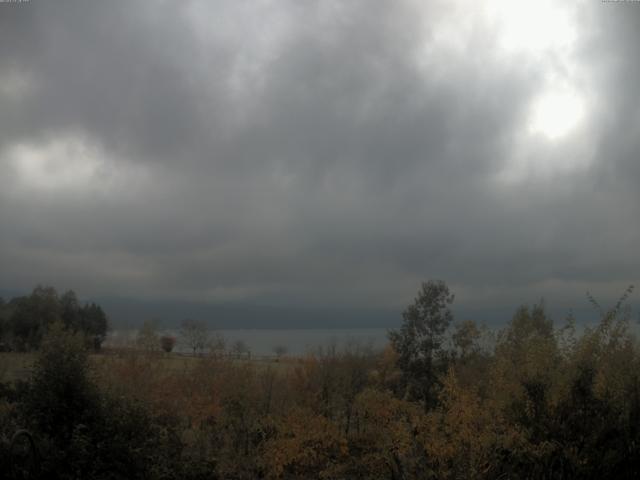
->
xmin=134 ymin=318 xmax=246 ymax=357
xmin=0 ymin=286 xmax=109 ymax=351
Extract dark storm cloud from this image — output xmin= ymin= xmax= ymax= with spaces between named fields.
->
xmin=1 ymin=0 xmax=639 ymax=319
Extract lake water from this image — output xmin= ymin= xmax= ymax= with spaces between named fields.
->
xmin=106 ymin=328 xmax=391 ymax=356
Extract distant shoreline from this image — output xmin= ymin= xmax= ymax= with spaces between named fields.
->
xmin=105 ymin=327 xmax=390 ymax=356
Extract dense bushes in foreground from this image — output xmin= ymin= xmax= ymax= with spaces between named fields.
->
xmin=1 ymin=283 xmax=640 ymax=479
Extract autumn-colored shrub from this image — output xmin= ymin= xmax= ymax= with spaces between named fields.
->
xmin=261 ymin=408 xmax=348 ymax=479
xmin=348 ymin=389 xmax=424 ymax=479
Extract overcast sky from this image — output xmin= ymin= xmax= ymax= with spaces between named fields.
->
xmin=1 ymin=0 xmax=639 ymax=321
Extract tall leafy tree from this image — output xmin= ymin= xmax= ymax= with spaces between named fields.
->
xmin=21 ymin=321 xmax=99 ymax=442
xmin=60 ymin=289 xmax=82 ymax=331
xmin=388 ymin=280 xmax=454 ymax=409
xmin=452 ymin=319 xmax=482 ymax=359
xmin=79 ymin=302 xmax=109 ymax=349
xmin=9 ymin=285 xmax=62 ymax=350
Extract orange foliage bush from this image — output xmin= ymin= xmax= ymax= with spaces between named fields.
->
xmin=261 ymin=408 xmax=348 ymax=479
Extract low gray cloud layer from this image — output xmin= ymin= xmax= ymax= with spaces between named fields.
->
xmin=1 ymin=0 xmax=639 ymax=320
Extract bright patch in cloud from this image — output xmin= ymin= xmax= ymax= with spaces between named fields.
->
xmin=6 ymin=137 xmax=105 ymax=191
xmin=485 ymin=0 xmax=578 ymax=56
xmin=2 ymin=135 xmax=149 ymax=196
xmin=528 ymin=88 xmax=585 ymax=140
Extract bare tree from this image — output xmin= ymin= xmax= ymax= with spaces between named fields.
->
xmin=273 ymin=344 xmax=288 ymax=358
xmin=209 ymin=331 xmax=226 ymax=356
xmin=231 ymin=339 xmax=250 ymax=359
xmin=136 ymin=319 xmax=159 ymax=352
xmin=180 ymin=319 xmax=209 ymax=356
